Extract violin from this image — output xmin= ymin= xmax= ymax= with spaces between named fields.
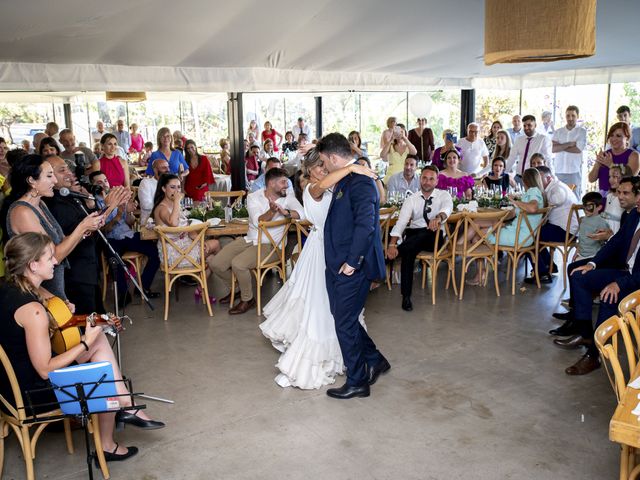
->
xmin=47 ymin=296 xmax=125 ymax=355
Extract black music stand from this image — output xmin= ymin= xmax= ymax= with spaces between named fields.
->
xmin=24 ymin=377 xmax=145 ymax=480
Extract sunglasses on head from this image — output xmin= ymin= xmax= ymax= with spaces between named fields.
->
xmin=583 ymin=202 xmax=597 ymax=212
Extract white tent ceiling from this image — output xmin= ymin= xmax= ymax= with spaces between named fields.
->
xmin=0 ymin=0 xmax=638 ymax=93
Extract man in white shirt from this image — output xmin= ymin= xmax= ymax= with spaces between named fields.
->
xmin=92 ymin=120 xmax=107 ymax=144
xmin=507 ymin=115 xmax=524 ymax=144
xmin=538 ymin=111 xmax=555 ymax=136
xmin=59 ymin=129 xmax=97 ymax=170
xmin=292 ymin=117 xmax=312 ymax=141
xmin=211 ymin=167 xmax=304 ymax=315
xmin=386 ymin=166 xmax=453 ymax=311
xmin=526 ymin=165 xmax=579 ymax=284
xmin=138 ymin=158 xmax=169 ymax=224
xmin=552 ymin=106 xmax=587 ymax=197
xmin=616 ymin=105 xmax=640 ymax=151
xmin=456 ymin=122 xmax=489 ymax=174
xmin=509 ymin=115 xmax=553 ymax=179
xmin=386 ymin=155 xmax=420 ymax=198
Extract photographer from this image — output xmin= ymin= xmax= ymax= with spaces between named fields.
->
xmin=44 ymin=156 xmax=128 ymax=314
xmin=59 ymin=128 xmax=97 ymax=170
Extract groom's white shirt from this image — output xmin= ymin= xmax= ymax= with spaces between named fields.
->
xmin=245 ymin=188 xmax=305 ymax=245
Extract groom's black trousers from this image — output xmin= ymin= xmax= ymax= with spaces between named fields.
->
xmin=326 ymin=268 xmax=383 ymax=387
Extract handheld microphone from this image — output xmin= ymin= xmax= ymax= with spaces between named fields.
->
xmin=59 ymin=187 xmax=95 ymax=201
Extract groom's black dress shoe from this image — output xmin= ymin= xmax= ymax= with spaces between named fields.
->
xmin=402 ymin=296 xmax=413 ymax=311
xmin=549 ymin=319 xmax=580 ymax=336
xmin=326 ymin=383 xmax=370 ymax=399
xmin=368 ymin=358 xmax=391 ymax=385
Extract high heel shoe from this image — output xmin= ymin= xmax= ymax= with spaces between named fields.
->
xmin=96 ymin=443 xmax=139 ymax=467
xmin=194 ymin=287 xmax=216 ymax=305
xmin=116 ymin=410 xmax=165 ymax=430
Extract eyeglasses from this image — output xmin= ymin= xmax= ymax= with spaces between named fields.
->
xmin=583 ymin=203 xmax=597 ymax=212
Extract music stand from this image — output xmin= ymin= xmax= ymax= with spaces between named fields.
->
xmin=24 ymin=377 xmax=144 ymax=480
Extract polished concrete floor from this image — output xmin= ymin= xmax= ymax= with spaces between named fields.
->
xmin=1 ymin=263 xmax=621 ymax=479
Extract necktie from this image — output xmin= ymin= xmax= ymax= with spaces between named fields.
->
xmin=626 ymin=227 xmax=640 ymax=265
xmin=521 ymin=137 xmax=532 ymax=175
xmin=423 ymin=196 xmax=432 ymax=224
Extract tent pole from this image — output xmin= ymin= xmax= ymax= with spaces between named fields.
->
xmin=315 ymin=96 xmax=323 ymax=139
xmin=460 ymin=89 xmax=475 ymax=137
xmin=228 ymin=92 xmax=246 ymax=191
xmin=604 ymin=83 xmax=611 ymax=148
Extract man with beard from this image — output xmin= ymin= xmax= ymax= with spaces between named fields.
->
xmin=44 ymin=156 xmax=129 ymax=313
xmin=211 ymin=168 xmax=304 ymax=315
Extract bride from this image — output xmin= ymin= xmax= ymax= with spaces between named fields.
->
xmin=259 ymin=149 xmax=377 ymax=389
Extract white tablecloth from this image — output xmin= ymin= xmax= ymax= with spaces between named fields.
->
xmin=211 ymin=174 xmax=231 ymax=193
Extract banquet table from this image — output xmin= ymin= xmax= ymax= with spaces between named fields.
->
xmin=140 ymin=220 xmax=249 ymax=241
xmin=211 ymin=174 xmax=232 ymax=193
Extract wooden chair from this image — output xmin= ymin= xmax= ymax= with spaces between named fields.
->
xmin=416 ymin=213 xmax=462 ymax=304
xmin=100 ymin=251 xmax=145 ymax=303
xmin=205 ymin=190 xmax=245 ymax=208
xmin=230 ymin=218 xmax=290 ymax=316
xmin=292 ymin=219 xmax=312 ymax=267
xmin=498 ymin=207 xmax=551 ymax=295
xmin=379 ymin=207 xmax=397 ymax=290
xmin=458 ymin=210 xmax=509 ymax=300
xmin=538 ymin=203 xmax=582 ymax=290
xmin=0 ymin=345 xmax=110 ymax=479
xmin=618 ymin=290 xmax=640 ymax=368
xmin=155 ymin=222 xmax=213 ymax=321
xmin=595 ymin=315 xmax=639 ymax=480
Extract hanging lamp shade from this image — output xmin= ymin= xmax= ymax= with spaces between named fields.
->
xmin=105 ymin=91 xmax=147 ymax=102
xmin=484 ymin=0 xmax=597 ymax=65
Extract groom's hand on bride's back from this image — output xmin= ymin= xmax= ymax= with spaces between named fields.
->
xmin=339 ymin=263 xmax=355 ymax=276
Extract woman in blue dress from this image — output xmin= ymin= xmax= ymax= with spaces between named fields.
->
xmin=468 ymin=168 xmax=545 ymax=286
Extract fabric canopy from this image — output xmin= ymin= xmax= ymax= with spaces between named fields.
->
xmin=0 ymin=0 xmax=638 ymax=92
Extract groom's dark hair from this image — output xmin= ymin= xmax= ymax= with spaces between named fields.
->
xmin=316 ymin=133 xmax=352 ymax=158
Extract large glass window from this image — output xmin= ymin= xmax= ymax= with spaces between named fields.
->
xmin=359 ymin=92 xmax=407 ymax=153
xmin=609 ymin=82 xmax=640 ymax=130
xmin=521 ymin=87 xmax=556 ymax=128
xmin=243 ymin=93 xmax=285 ymax=148
xmin=475 ymin=89 xmax=520 ymax=137
xmin=321 ymin=92 xmax=360 ymax=140
xmin=0 ymin=102 xmax=56 ymax=146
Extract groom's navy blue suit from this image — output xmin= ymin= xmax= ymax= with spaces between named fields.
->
xmin=325 ymin=172 xmax=386 ymax=387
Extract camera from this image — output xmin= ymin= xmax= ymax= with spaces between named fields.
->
xmin=86 ymin=184 xmax=104 ymax=197
xmin=74 ymin=152 xmax=89 ymax=185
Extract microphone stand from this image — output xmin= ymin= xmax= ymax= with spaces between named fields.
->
xmin=74 ymin=199 xmax=174 ymax=405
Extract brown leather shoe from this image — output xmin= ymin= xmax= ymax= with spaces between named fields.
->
xmin=219 ymin=292 xmax=234 ymax=305
xmin=229 ymin=298 xmax=256 ymax=315
xmin=553 ymin=335 xmax=593 ymax=350
xmin=565 ymin=354 xmax=601 ymax=375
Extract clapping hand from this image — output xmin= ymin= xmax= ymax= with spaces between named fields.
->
xmin=596 ymin=149 xmax=613 ymax=168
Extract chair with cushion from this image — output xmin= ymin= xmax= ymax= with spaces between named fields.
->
xmin=0 ymin=345 xmax=110 ymax=479
xmin=538 ymin=203 xmax=582 ymax=290
xmin=416 ymin=212 xmax=462 ymax=304
xmin=498 ymin=207 xmax=551 ymax=295
xmin=458 ymin=210 xmax=509 ymax=300
xmin=230 ymin=218 xmax=290 ymax=316
xmin=155 ymin=222 xmax=213 ymax=321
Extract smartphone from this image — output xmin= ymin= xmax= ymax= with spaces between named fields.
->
xmin=446 ymin=133 xmax=457 ymax=143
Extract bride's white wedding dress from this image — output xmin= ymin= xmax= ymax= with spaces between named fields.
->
xmin=260 ymin=185 xmax=362 ymax=389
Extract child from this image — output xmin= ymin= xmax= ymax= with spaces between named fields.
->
xmin=575 ymin=191 xmax=611 ymax=261
xmin=139 ymin=141 xmax=154 ymax=166
xmin=530 ymin=153 xmax=546 ymax=168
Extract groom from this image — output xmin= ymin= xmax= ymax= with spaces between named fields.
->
xmin=317 ymin=133 xmax=390 ymax=399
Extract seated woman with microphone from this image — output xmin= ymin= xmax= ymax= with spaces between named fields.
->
xmin=0 ymin=232 xmax=165 ymax=464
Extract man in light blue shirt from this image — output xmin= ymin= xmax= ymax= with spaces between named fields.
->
xmin=386 ymin=155 xmax=420 ymax=198
xmin=114 ymin=119 xmax=131 ymax=153
xmin=507 ymin=114 xmax=525 ymax=144
xmin=249 ymin=157 xmax=293 ymax=193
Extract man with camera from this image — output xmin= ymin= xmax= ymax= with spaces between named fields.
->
xmin=59 ymin=128 xmax=97 ymax=170
xmin=90 ymin=171 xmax=161 ymax=306
xmin=44 ymin=156 xmax=129 ymax=314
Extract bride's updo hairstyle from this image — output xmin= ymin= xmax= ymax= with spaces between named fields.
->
xmin=301 ymin=148 xmax=321 ymax=179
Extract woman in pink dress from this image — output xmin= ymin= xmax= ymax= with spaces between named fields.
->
xmin=94 ymin=133 xmax=129 ymax=187
xmin=436 ymin=149 xmax=474 ymax=199
xmin=261 ymin=121 xmax=283 ymax=152
xmin=129 ymin=123 xmax=144 ymax=153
